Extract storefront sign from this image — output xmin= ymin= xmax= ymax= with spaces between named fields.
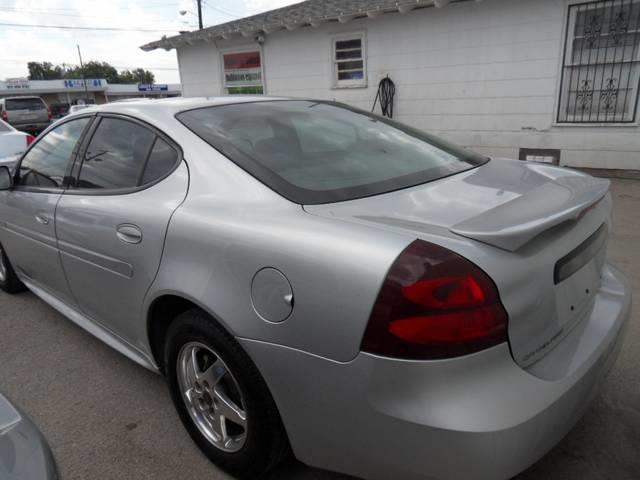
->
xmin=63 ymin=79 xmax=103 ymax=88
xmin=223 ymin=51 xmax=263 ymax=87
xmin=138 ymin=83 xmax=168 ymax=92
xmin=5 ymin=78 xmax=30 ymax=89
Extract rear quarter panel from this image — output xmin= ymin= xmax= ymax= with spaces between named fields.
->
xmin=144 ymin=127 xmax=413 ymax=362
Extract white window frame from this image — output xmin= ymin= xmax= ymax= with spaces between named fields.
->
xmin=332 ymin=32 xmax=367 ymax=89
xmin=219 ymin=45 xmax=266 ymax=95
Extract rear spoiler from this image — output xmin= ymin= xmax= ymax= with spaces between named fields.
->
xmin=450 ymin=175 xmax=610 ymax=252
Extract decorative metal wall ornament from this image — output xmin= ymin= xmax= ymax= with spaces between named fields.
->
xmin=610 ymin=10 xmax=630 ymax=45
xmin=600 ymin=78 xmax=619 ymax=111
xmin=577 ymin=79 xmax=594 ymax=110
xmin=584 ymin=14 xmax=603 ymax=47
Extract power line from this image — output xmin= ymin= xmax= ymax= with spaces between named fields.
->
xmin=0 ymin=2 xmax=179 ymax=11
xmin=0 ymin=21 xmax=179 ymax=33
xmin=0 ymin=7 xmax=127 ymax=19
xmin=0 ymin=4 xmax=184 ymax=18
xmin=201 ymin=0 xmax=243 ymax=18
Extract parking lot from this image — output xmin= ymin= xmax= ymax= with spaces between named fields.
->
xmin=0 ymin=178 xmax=638 ymax=480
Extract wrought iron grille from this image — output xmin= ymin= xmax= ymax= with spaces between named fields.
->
xmin=558 ymin=0 xmax=640 ymax=123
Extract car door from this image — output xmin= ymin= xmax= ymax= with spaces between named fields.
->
xmin=0 ymin=116 xmax=92 ymax=304
xmin=55 ymin=114 xmax=189 ymax=344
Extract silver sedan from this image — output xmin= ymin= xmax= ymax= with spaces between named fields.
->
xmin=0 ymin=97 xmax=630 ymax=480
xmin=0 ymin=393 xmax=58 ymax=479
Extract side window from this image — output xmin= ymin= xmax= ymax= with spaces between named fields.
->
xmin=141 ymin=138 xmax=179 ymax=185
xmin=77 ymin=117 xmax=154 ymax=190
xmin=17 ymin=117 xmax=90 ymax=189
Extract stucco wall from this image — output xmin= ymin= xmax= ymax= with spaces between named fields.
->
xmin=177 ymin=0 xmax=640 ymax=170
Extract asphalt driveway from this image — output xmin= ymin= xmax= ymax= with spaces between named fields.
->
xmin=0 ymin=179 xmax=638 ymax=480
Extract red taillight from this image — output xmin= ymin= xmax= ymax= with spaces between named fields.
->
xmin=401 ymin=275 xmax=486 ymax=309
xmin=47 ymin=109 xmax=52 ymax=121
xmin=361 ymin=240 xmax=508 ymax=360
xmin=26 ymin=134 xmax=35 ymax=146
xmin=1 ymin=110 xmax=7 ymax=122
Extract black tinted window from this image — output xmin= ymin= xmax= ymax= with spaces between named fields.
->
xmin=6 ymin=98 xmax=47 ymax=111
xmin=177 ymin=101 xmax=487 ymax=204
xmin=18 ymin=118 xmax=90 ymax=188
xmin=141 ymin=138 xmax=178 ymax=184
xmin=78 ymin=118 xmax=154 ymax=190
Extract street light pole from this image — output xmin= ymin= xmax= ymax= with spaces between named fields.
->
xmin=197 ymin=0 xmax=203 ymax=29
xmin=76 ymin=44 xmax=89 ymax=102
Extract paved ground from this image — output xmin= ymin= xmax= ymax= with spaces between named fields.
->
xmin=0 ymin=179 xmax=638 ymax=480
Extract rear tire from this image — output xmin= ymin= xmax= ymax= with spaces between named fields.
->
xmin=164 ymin=308 xmax=289 ymax=479
xmin=0 ymin=243 xmax=26 ymax=294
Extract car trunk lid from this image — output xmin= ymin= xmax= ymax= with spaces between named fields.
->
xmin=450 ymin=174 xmax=609 ymax=251
xmin=305 ymin=159 xmax=611 ymax=368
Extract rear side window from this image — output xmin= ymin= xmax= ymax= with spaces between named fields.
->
xmin=141 ymin=138 xmax=178 ymax=184
xmin=6 ymin=98 xmax=46 ymax=111
xmin=76 ymin=117 xmax=178 ymax=190
xmin=17 ymin=118 xmax=90 ymax=189
xmin=177 ymin=101 xmax=488 ymax=204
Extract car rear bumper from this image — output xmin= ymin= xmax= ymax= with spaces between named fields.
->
xmin=240 ymin=263 xmax=631 ymax=480
xmin=11 ymin=121 xmax=49 ymax=132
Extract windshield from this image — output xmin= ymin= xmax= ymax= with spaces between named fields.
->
xmin=6 ymin=98 xmax=46 ymax=111
xmin=177 ymin=100 xmax=488 ymax=204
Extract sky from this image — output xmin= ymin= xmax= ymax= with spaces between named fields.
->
xmin=0 ymin=0 xmax=300 ymax=83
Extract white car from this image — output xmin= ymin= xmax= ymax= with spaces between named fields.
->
xmin=68 ymin=104 xmax=91 ymax=114
xmin=0 ymin=118 xmax=33 ymax=167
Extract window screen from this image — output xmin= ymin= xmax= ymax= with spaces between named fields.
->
xmin=18 ymin=118 xmax=90 ymax=188
xmin=334 ymin=35 xmax=366 ymax=86
xmin=78 ymin=118 xmax=154 ymax=189
xmin=558 ymin=0 xmax=640 ymax=123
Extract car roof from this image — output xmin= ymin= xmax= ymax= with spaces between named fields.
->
xmin=2 ymin=96 xmax=45 ymax=101
xmin=84 ymin=96 xmax=291 ymax=117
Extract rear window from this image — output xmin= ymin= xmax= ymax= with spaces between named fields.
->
xmin=5 ymin=98 xmax=46 ymax=111
xmin=177 ymin=101 xmax=487 ymax=204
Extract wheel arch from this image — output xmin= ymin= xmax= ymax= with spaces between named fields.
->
xmin=146 ymin=292 xmax=235 ymax=374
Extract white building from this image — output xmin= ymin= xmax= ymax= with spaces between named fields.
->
xmin=142 ymin=0 xmax=640 ymax=172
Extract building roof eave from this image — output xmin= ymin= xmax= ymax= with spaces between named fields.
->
xmin=140 ymin=0 xmax=476 ymax=52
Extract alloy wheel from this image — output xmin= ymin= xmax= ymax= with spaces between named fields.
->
xmin=177 ymin=342 xmax=248 ymax=453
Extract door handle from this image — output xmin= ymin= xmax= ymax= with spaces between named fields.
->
xmin=35 ymin=213 xmax=50 ymax=225
xmin=116 ymin=224 xmax=142 ymax=244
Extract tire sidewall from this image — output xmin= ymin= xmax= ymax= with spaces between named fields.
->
xmin=0 ymin=243 xmax=25 ymax=293
xmin=164 ymin=312 xmax=279 ymax=479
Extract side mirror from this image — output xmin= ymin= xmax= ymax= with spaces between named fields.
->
xmin=0 ymin=166 xmax=13 ymax=191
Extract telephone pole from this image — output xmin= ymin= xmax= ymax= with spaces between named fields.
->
xmin=197 ymin=0 xmax=203 ymax=29
xmin=76 ymin=44 xmax=89 ymax=101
